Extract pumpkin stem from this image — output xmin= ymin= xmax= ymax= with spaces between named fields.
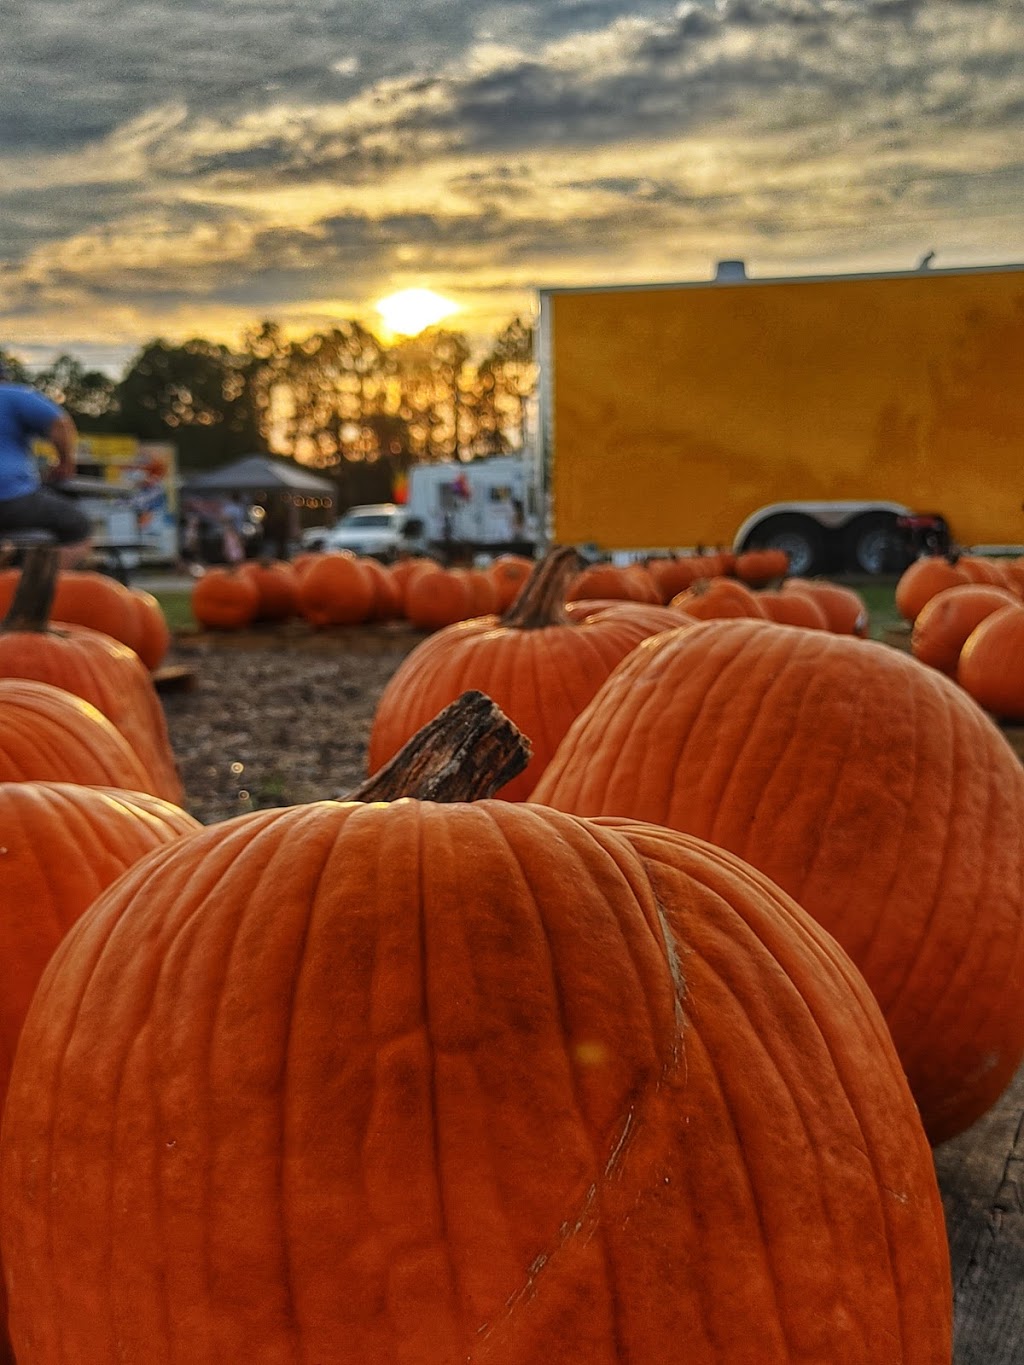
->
xmin=2 ymin=545 xmax=58 ymax=633
xmin=500 ymin=545 xmax=580 ymax=629
xmin=346 ymin=691 xmax=531 ymax=802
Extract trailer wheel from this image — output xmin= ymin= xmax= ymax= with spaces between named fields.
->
xmin=842 ymin=512 xmax=910 ymax=576
xmin=742 ymin=515 xmax=825 ymax=578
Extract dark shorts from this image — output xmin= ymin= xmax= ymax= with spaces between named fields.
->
xmin=0 ymin=487 xmax=91 ymax=545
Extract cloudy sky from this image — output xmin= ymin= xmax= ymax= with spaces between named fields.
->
xmin=3 ymin=0 xmax=1023 ymax=370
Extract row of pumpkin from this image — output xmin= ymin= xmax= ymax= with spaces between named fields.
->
xmin=189 ymin=546 xmax=793 ymax=632
xmin=1 ymin=543 xmax=1022 ymax=1359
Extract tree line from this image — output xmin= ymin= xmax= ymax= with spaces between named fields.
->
xmin=1 ymin=318 xmax=537 ymax=506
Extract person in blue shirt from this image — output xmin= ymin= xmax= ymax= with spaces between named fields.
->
xmin=0 ymin=364 xmax=91 ymax=567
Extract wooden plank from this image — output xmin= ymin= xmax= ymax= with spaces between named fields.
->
xmin=936 ymin=1059 xmax=1024 ymax=1362
xmin=152 ymin=664 xmax=198 ymax=693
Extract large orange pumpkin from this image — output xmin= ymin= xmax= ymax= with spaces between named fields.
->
xmin=0 ymin=679 xmax=163 ymax=794
xmin=0 ymin=696 xmax=951 ymax=1364
xmin=0 ymin=781 xmax=199 ymax=1363
xmin=369 ymin=549 xmax=675 ymax=800
xmin=297 ymin=554 xmax=373 ymax=627
xmin=532 ymin=617 xmax=1024 ymax=1144
xmin=0 ymin=551 xmax=183 ymax=803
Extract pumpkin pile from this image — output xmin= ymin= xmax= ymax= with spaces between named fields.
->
xmin=896 ymin=554 xmax=1024 ymax=718
xmin=0 ymin=542 xmax=1014 ymax=1361
xmin=0 ymin=693 xmax=952 ymax=1362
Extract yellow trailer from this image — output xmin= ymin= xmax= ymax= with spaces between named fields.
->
xmin=538 ymin=262 xmax=1024 ymax=574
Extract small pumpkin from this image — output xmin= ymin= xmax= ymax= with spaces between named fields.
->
xmin=781 ymin=578 xmax=869 ymax=636
xmin=489 ymin=554 xmax=534 ymax=610
xmin=296 ymin=554 xmax=373 ymax=627
xmin=669 ymin=576 xmax=767 ymax=619
xmin=958 ymin=603 xmax=1024 ymax=719
xmin=0 ymin=694 xmax=951 ymax=1364
xmin=191 ymin=568 xmax=260 ymax=631
xmin=757 ymin=588 xmax=829 ymax=630
xmin=734 ymin=547 xmax=789 ymax=587
xmin=895 ymin=555 xmax=970 ymax=622
xmin=238 ymin=560 xmax=300 ymax=622
xmin=532 ymin=617 xmax=1024 ymax=1144
xmin=911 ymin=583 xmax=1021 ymax=676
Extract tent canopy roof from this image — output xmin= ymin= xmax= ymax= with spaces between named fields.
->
xmin=181 ymin=454 xmax=336 ymax=495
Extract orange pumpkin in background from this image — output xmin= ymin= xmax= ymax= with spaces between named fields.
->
xmin=670 ymin=576 xmax=767 ymax=619
xmin=781 ymin=578 xmax=870 ymax=636
xmin=533 ymin=617 xmax=1024 ymax=1145
xmin=911 ymin=583 xmax=1022 ymax=676
xmin=895 ymin=555 xmax=970 ymax=622
xmin=489 ymin=554 xmax=534 ymax=610
xmin=369 ymin=549 xmax=674 ymax=800
xmin=0 ymin=552 xmax=183 ymax=804
xmin=191 ymin=567 xmax=260 ymax=630
xmin=0 ymin=696 xmax=951 ymax=1365
xmin=296 ymin=554 xmax=373 ymax=627
xmin=758 ymin=588 xmax=829 ymax=630
xmin=238 ymin=560 xmax=300 ymax=622
xmin=959 ymin=604 xmax=1024 ymax=719
xmin=404 ymin=565 xmax=474 ymax=630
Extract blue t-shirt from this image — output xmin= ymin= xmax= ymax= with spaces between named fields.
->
xmin=0 ymin=383 xmax=62 ymax=501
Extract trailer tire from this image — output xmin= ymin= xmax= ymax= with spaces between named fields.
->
xmin=742 ymin=515 xmax=826 ymax=578
xmin=842 ymin=512 xmax=911 ymax=576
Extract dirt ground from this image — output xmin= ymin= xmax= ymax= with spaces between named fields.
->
xmin=161 ymin=634 xmax=410 ymax=824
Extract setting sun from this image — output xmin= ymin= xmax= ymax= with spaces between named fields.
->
xmin=375 ymin=287 xmax=460 ymax=337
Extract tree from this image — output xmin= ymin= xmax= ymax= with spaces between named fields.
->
xmin=477 ymin=318 xmax=536 ymax=453
xmin=0 ymin=349 xmax=30 ymax=384
xmin=34 ymin=354 xmax=116 ymax=425
xmin=115 ymin=339 xmax=262 ymax=469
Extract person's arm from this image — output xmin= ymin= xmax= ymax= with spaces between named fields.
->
xmin=47 ymin=412 xmax=78 ymax=480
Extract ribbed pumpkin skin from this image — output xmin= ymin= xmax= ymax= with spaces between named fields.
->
xmin=0 ymin=781 xmax=198 ymax=1102
xmin=0 ymin=802 xmax=950 ymax=1364
xmin=0 ymin=679 xmax=157 ymax=793
xmin=533 ymin=619 xmax=1024 ymax=1144
xmin=368 ymin=612 xmax=664 ymax=800
xmin=0 ymin=623 xmax=184 ymax=803
xmin=0 ymin=782 xmax=199 ymax=1365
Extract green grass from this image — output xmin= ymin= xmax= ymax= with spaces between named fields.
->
xmin=152 ymin=589 xmax=196 ymax=632
xmin=850 ymin=578 xmax=902 ymax=640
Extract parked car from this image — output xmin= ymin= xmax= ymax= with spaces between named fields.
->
xmin=301 ymin=504 xmax=425 ymax=561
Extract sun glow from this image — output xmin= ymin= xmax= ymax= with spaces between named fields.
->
xmin=375 ymin=287 xmax=460 ymax=337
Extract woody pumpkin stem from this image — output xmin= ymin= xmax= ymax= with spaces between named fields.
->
xmin=2 ymin=545 xmax=58 ymax=634
xmin=346 ymin=691 xmax=532 ymax=802
xmin=500 ymin=545 xmax=580 ymax=630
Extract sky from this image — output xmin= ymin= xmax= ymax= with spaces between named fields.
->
xmin=3 ymin=0 xmax=1023 ymax=372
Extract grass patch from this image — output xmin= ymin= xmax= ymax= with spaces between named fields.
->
xmin=152 ymin=589 xmax=196 ymax=632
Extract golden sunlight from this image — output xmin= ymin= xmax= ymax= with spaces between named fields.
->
xmin=375 ymin=287 xmax=460 ymax=336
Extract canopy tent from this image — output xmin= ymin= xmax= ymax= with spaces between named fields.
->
xmin=180 ymin=455 xmax=336 ymax=497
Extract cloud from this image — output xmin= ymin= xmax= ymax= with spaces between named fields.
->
xmin=3 ymin=0 xmax=1024 ymax=362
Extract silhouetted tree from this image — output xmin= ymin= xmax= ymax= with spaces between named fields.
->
xmin=34 ymin=354 xmax=117 ymax=425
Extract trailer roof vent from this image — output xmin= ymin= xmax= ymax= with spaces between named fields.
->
xmin=715 ymin=259 xmax=747 ymax=281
